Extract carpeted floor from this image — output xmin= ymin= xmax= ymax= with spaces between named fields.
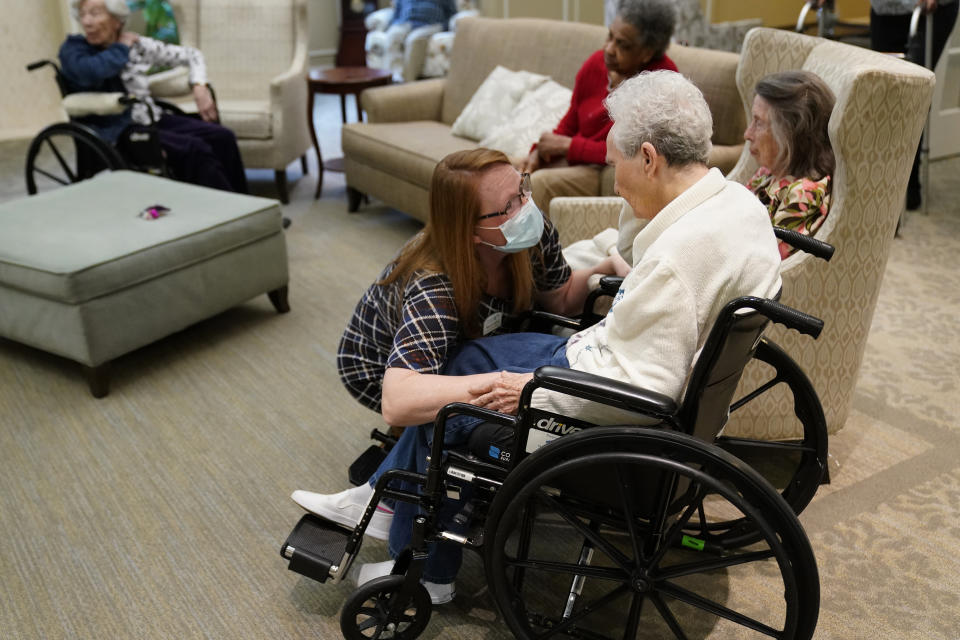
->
xmin=0 ymin=92 xmax=958 ymax=639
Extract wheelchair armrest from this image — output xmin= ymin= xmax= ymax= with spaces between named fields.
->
xmin=62 ymin=92 xmax=128 ymax=117
xmin=773 ymin=227 xmax=834 ymax=261
xmin=598 ymin=275 xmax=623 ymax=296
xmin=530 ymin=366 xmax=678 ymax=421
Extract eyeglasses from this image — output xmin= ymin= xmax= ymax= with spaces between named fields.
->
xmin=478 ymin=173 xmax=532 ymax=222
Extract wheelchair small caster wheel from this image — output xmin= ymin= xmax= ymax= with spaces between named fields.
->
xmin=340 ymin=575 xmax=432 ymax=640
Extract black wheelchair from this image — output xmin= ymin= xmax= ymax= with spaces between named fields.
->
xmin=282 ymin=228 xmax=834 ymax=640
xmin=23 ymin=59 xmax=202 ymax=195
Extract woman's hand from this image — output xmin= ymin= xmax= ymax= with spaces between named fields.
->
xmin=536 ymin=132 xmax=572 ymax=163
xmin=918 ymin=0 xmax=938 ymax=12
xmin=520 ymin=149 xmax=541 ymax=174
xmin=192 ymin=83 xmax=218 ymax=122
xmin=469 ymin=371 xmax=535 ymax=415
xmin=609 ymin=250 xmax=632 ymax=278
xmin=118 ymin=31 xmax=140 ymax=47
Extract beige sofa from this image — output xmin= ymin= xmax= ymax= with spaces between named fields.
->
xmin=342 ymin=17 xmax=745 ymax=222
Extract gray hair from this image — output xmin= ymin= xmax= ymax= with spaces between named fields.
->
xmin=616 ymin=0 xmax=676 ymax=58
xmin=605 ymin=70 xmax=713 ymax=167
xmin=754 ymin=70 xmax=835 ymax=180
xmin=70 ymin=0 xmax=130 ymax=22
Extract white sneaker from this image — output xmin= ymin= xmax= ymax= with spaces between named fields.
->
xmin=357 ymin=559 xmax=456 ymax=605
xmin=291 ymin=484 xmax=394 ymax=541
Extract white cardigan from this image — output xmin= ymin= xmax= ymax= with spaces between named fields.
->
xmin=538 ymin=168 xmax=783 ymax=424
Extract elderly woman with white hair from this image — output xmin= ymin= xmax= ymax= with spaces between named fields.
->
xmin=58 ymin=0 xmax=247 ymax=193
xmin=290 ymin=70 xmax=783 ymax=602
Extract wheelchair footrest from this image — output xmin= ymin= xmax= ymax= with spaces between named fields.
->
xmin=281 ymin=514 xmax=351 ymax=584
xmin=349 ymin=444 xmax=388 ymax=487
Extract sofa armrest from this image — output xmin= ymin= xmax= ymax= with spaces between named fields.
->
xmin=365 ymin=7 xmax=393 ymax=32
xmin=403 ymin=24 xmax=443 ymax=81
xmin=550 ymin=197 xmax=623 ymax=247
xmin=450 ymin=9 xmax=479 ymax=31
xmin=362 ymin=78 xmax=446 ymax=123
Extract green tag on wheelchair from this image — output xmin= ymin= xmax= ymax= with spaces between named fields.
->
xmin=681 ymin=535 xmax=705 ymax=551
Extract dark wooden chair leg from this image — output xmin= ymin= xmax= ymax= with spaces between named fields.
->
xmin=268 ymin=285 xmax=291 ymax=313
xmin=83 ymin=363 xmax=110 ymax=398
xmin=347 ymin=186 xmax=363 ymax=212
xmin=300 ymin=155 xmax=308 ymax=175
xmin=275 ymin=169 xmax=289 ymax=204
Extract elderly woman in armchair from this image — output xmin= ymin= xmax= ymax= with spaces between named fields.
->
xmin=567 ymin=69 xmax=835 ymax=270
xmin=59 ymin=0 xmax=247 ymax=193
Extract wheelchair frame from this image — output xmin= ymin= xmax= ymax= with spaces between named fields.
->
xmin=23 ymin=59 xmax=207 ymax=196
xmin=282 ymin=229 xmax=834 ymax=640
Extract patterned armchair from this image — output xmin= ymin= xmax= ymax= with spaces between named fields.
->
xmin=672 ymin=0 xmax=761 ymax=53
xmin=550 ymin=28 xmax=936 ymax=438
xmin=365 ymin=0 xmax=477 ymax=82
xmin=147 ymin=0 xmax=312 ymax=203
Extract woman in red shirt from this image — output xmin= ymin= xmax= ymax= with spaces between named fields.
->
xmin=520 ymin=0 xmax=678 ymax=212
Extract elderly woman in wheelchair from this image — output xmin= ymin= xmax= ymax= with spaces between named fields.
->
xmin=283 ymin=71 xmax=833 ymax=639
xmin=27 ymin=0 xmax=246 ymax=194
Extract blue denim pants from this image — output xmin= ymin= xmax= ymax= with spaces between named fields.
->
xmin=368 ymin=332 xmax=569 ymax=584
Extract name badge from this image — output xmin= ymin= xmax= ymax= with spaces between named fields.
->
xmin=482 ymin=312 xmax=503 ymax=335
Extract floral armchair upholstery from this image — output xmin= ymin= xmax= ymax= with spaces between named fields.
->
xmin=365 ymin=0 xmax=477 ymax=82
xmin=550 ymin=28 xmax=936 ymax=439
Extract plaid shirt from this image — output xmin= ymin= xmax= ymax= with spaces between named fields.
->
xmin=390 ymin=0 xmax=456 ymax=28
xmin=337 ymin=220 xmax=571 ymax=412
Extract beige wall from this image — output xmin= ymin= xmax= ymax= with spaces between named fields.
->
xmin=479 ymin=0 xmax=603 ymax=23
xmin=0 ymin=0 xmax=70 ymax=140
xmin=309 ymin=0 xmax=343 ymax=67
xmin=707 ymin=0 xmax=870 ymax=28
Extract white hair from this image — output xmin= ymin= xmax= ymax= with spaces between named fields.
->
xmin=604 ymin=70 xmax=713 ymax=167
xmin=70 ymin=0 xmax=130 ymax=22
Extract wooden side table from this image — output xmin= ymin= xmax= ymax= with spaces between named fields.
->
xmin=307 ymin=67 xmax=393 ymax=200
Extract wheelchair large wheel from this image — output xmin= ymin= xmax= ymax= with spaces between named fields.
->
xmin=484 ymin=427 xmax=819 ymax=640
xmin=712 ymin=338 xmax=828 ymax=546
xmin=25 ymin=122 xmax=126 ymax=195
xmin=340 ymin=575 xmax=432 ymax=640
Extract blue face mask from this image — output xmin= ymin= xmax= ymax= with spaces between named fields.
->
xmin=478 ymin=199 xmax=545 ymax=253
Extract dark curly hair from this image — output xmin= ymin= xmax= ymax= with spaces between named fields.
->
xmin=616 ymin=0 xmax=676 ymax=58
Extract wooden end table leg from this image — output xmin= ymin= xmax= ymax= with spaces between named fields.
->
xmin=84 ymin=363 xmax=110 ymax=398
xmin=307 ymin=82 xmax=324 ymax=200
xmin=268 ymin=285 xmax=291 ymax=313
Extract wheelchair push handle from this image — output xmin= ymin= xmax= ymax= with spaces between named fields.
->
xmin=739 ymin=297 xmax=824 ymax=338
xmin=26 ymin=59 xmax=57 ymax=72
xmin=774 ymin=227 xmax=835 ymax=262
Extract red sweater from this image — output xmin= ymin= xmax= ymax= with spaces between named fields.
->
xmin=554 ymin=50 xmax=678 ymax=165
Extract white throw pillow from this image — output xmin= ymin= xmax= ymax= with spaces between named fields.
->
xmin=451 ymin=66 xmax=549 ymax=141
xmin=479 ymin=80 xmax=573 ymax=158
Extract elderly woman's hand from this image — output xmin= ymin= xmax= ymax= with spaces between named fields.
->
xmin=118 ymin=31 xmax=139 ymax=47
xmin=520 ymin=149 xmax=541 ymax=174
xmin=468 ymin=371 xmax=535 ymax=415
xmin=192 ymin=83 xmax=218 ymax=122
xmin=537 ymin=132 xmax=572 ymax=163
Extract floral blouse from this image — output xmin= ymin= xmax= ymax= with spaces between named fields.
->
xmin=748 ymin=167 xmax=831 ymax=259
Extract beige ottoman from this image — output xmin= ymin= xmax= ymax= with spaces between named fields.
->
xmin=0 ymin=171 xmax=289 ymax=397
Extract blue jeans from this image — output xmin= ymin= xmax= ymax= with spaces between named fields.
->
xmin=368 ymin=332 xmax=569 ymax=583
